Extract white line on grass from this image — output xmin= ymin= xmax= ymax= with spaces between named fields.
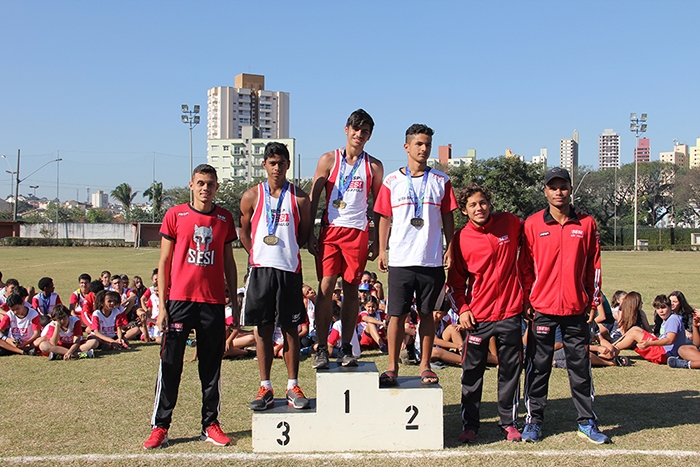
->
xmin=2 ymin=449 xmax=700 ymax=464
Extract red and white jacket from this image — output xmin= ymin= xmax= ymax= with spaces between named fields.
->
xmin=447 ymin=212 xmax=524 ymax=322
xmin=519 ymin=207 xmax=601 ymax=316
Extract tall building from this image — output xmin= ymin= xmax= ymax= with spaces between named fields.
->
xmin=634 ymin=137 xmax=651 ymax=163
xmin=690 ymin=137 xmax=700 ymax=169
xmin=207 ymin=126 xmax=295 ymax=183
xmin=92 ymin=190 xmax=109 ymax=208
xmin=207 ymin=73 xmax=290 ymax=140
xmin=531 ymin=148 xmax=547 ymax=168
xmin=598 ymin=128 xmax=620 ymax=169
xmin=438 ymin=144 xmax=452 ymax=166
xmin=660 ymin=143 xmax=689 ymax=168
xmin=559 ymin=130 xmax=579 ymax=172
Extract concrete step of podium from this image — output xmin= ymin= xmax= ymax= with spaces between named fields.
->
xmin=252 ymin=361 xmax=443 ymax=452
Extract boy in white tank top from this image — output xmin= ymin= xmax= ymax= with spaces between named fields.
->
xmin=307 ymin=109 xmax=384 ymax=369
xmin=240 ymin=142 xmax=313 ymax=411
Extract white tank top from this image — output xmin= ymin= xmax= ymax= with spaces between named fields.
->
xmin=322 ymin=148 xmax=372 ymax=230
xmin=249 ymin=182 xmax=302 ymax=273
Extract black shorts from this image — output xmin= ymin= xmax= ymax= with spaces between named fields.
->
xmin=243 ymin=267 xmax=306 ymax=328
xmin=387 ymin=266 xmax=445 ymax=317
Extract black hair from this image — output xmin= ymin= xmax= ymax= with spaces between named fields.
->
xmin=6 ymin=293 xmax=23 ymax=308
xmin=193 ymin=163 xmax=218 ymax=179
xmin=405 ymin=123 xmax=434 ymax=142
xmin=111 ymin=275 xmax=121 ymax=282
xmin=363 ymin=295 xmax=379 ymax=307
xmin=346 ymin=109 xmax=374 ymax=133
xmin=89 ymin=280 xmax=105 ymax=294
xmin=101 ymin=270 xmax=111 ymax=277
xmin=38 ymin=277 xmax=53 ymax=290
xmin=456 ymin=183 xmax=492 ymax=212
xmin=78 ymin=273 xmax=91 ymax=282
xmin=5 ymin=278 xmax=19 ymax=287
xmin=152 ymin=268 xmax=158 ymax=276
xmin=14 ymin=286 xmax=28 ymax=300
xmin=263 ymin=142 xmax=290 ymax=162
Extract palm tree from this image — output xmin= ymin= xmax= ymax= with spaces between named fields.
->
xmin=110 ymin=183 xmax=138 ymax=222
xmin=143 ymin=181 xmax=164 ymax=222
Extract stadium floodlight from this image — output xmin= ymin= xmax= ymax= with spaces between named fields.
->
xmin=630 ymin=112 xmax=648 ymax=251
xmin=181 ymin=103 xmax=201 ymax=202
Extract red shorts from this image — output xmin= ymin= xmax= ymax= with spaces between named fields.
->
xmin=634 ymin=331 xmax=668 ymax=364
xmin=316 ymin=226 xmax=368 ymax=285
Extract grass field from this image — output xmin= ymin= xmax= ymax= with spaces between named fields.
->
xmin=1 ymin=247 xmax=700 ymax=466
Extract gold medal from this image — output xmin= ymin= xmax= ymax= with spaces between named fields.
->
xmin=332 ymin=199 xmax=347 ymax=209
xmin=263 ymin=235 xmax=279 ymax=245
xmin=410 ymin=217 xmax=424 ymax=227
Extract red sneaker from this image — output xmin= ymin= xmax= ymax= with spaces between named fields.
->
xmin=503 ymin=425 xmax=522 ymax=442
xmin=143 ymin=427 xmax=168 ymax=449
xmin=201 ymin=422 xmax=231 ymax=446
xmin=458 ymin=428 xmax=476 ymax=443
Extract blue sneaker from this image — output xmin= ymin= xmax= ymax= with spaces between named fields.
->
xmin=667 ymin=356 xmax=691 ymax=369
xmin=577 ymin=419 xmax=611 ymax=444
xmin=521 ymin=423 xmax=541 ymax=442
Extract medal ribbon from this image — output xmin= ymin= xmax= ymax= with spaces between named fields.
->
xmin=263 ymin=181 xmax=289 ymax=237
xmin=405 ymin=166 xmax=430 ymax=219
xmin=336 ymin=150 xmax=364 ymax=202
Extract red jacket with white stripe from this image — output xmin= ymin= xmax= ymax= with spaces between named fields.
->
xmin=447 ymin=212 xmax=524 ymax=322
xmin=519 ymin=207 xmax=601 ymax=316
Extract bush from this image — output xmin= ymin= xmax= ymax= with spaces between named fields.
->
xmin=1 ymin=238 xmax=129 ymax=247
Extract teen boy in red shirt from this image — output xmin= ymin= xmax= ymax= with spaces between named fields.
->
xmin=144 ymin=164 xmax=238 ymax=449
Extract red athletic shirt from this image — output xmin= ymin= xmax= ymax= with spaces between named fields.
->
xmin=447 ymin=212 xmax=524 ymax=322
xmin=519 ymin=207 xmax=601 ymax=316
xmin=160 ymin=203 xmax=237 ymax=304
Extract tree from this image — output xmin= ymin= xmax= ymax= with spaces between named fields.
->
xmin=86 ymin=208 xmax=113 ymax=223
xmin=111 ymin=183 xmax=138 ymax=222
xmin=448 ymin=157 xmax=546 ymax=227
xmin=163 ymin=186 xmax=190 ymax=210
xmin=143 ymin=181 xmax=164 ymax=222
xmin=675 ymin=167 xmax=700 ymax=226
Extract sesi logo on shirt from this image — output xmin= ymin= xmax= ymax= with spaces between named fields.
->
xmin=188 ymin=224 xmax=215 ymax=266
xmin=536 ymin=325 xmax=551 ymax=334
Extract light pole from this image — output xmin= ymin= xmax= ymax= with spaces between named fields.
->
xmin=14 ymin=156 xmax=62 ymax=221
xmin=573 ymin=170 xmax=590 ymax=204
xmin=29 ymin=185 xmax=39 ymax=197
xmin=181 ymin=104 xmax=200 ymax=203
xmin=2 ymin=155 xmax=17 ymax=216
xmin=630 ymin=113 xmax=647 ymax=251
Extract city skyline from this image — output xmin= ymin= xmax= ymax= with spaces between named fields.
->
xmin=2 ymin=1 xmax=699 ymax=203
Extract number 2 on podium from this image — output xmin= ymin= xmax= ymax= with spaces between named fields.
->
xmin=405 ymin=405 xmax=419 ymax=430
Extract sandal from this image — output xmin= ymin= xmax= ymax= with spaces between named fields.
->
xmin=421 ymin=369 xmax=439 ymax=384
xmin=379 ymin=370 xmax=398 ymax=387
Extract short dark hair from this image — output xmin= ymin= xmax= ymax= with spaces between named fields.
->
xmin=78 ymin=273 xmax=91 ymax=282
xmin=6 ymin=293 xmax=23 ymax=308
xmin=50 ymin=304 xmax=69 ymax=320
xmin=89 ymin=280 xmax=104 ymax=294
xmin=405 ymin=123 xmax=434 ymax=142
xmin=111 ymin=275 xmax=121 ymax=282
xmin=5 ymin=278 xmax=19 ymax=287
xmin=363 ymin=295 xmax=379 ymax=307
xmin=14 ymin=286 xmax=28 ymax=300
xmin=101 ymin=270 xmax=111 ymax=277
xmin=456 ymin=183 xmax=492 ymax=212
xmin=192 ymin=164 xmax=218 ymax=179
xmin=652 ymin=294 xmax=671 ymax=309
xmin=264 ymin=142 xmax=290 ymax=162
xmin=346 ymin=109 xmax=374 ymax=133
xmin=38 ymin=277 xmax=53 ymax=290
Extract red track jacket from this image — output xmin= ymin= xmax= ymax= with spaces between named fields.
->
xmin=447 ymin=212 xmax=524 ymax=322
xmin=519 ymin=207 xmax=601 ymax=316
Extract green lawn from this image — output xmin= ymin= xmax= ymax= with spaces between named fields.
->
xmin=1 ymin=248 xmax=699 ymax=466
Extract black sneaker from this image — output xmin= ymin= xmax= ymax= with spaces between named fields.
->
xmin=249 ymin=386 xmax=274 ymax=411
xmin=339 ymin=343 xmax=358 ymax=367
xmin=312 ymin=346 xmax=330 ymax=370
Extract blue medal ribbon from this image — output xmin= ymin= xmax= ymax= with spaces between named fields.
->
xmin=405 ymin=166 xmax=430 ymax=219
xmin=335 ymin=150 xmax=364 ymax=202
xmin=263 ymin=181 xmax=289 ymax=237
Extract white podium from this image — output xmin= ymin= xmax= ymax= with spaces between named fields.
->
xmin=252 ymin=361 xmax=443 ymax=452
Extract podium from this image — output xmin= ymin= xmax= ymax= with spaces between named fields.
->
xmin=252 ymin=361 xmax=443 ymax=452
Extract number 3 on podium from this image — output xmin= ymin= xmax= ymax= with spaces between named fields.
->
xmin=276 ymin=421 xmax=290 ymax=446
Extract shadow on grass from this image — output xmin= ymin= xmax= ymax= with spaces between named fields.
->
xmin=168 ymin=429 xmax=251 ymax=446
xmin=443 ymin=389 xmax=700 ymax=447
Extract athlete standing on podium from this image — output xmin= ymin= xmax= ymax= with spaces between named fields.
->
xmin=308 ymin=109 xmax=384 ymax=369
xmin=240 ymin=142 xmax=313 ymax=411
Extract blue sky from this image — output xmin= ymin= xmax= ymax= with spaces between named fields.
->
xmin=1 ymin=0 xmax=698 ymax=202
